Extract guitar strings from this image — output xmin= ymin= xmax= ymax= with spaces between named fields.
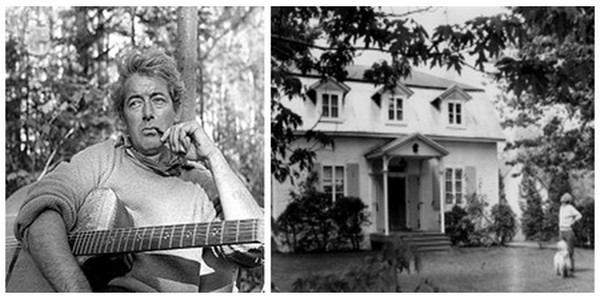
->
xmin=6 ymin=219 xmax=263 ymax=252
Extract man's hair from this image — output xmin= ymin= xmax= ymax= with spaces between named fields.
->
xmin=111 ymin=47 xmax=185 ymax=120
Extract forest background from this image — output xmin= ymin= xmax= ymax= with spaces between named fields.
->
xmin=4 ymin=7 xmax=265 ymax=207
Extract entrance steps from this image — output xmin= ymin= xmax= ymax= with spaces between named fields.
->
xmin=370 ymin=231 xmax=452 ymax=253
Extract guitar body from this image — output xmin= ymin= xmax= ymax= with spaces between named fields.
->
xmin=6 ymin=188 xmax=132 ymax=292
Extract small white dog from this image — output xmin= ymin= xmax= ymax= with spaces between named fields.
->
xmin=554 ymin=240 xmax=572 ymax=277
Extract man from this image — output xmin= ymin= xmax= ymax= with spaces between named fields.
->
xmin=13 ymin=48 xmax=263 ymax=292
xmin=558 ymin=192 xmax=582 ymax=273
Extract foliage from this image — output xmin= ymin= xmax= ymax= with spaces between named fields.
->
xmin=541 ymin=170 xmax=571 ymax=241
xmin=572 ymin=201 xmax=594 ymax=248
xmin=271 ymin=7 xmax=594 ymax=189
xmin=490 ymin=203 xmax=517 ymax=245
xmin=434 ymin=7 xmax=594 ymax=174
xmin=331 ymin=196 xmax=371 ymax=250
xmin=518 ymin=164 xmax=545 ymax=240
xmin=271 ymin=7 xmax=432 ymax=183
xmin=444 ymin=205 xmax=474 ymax=246
xmin=276 ymin=171 xmax=370 ymax=252
xmin=291 ymin=241 xmax=421 ymax=292
xmin=5 ymin=7 xmax=264 ymax=209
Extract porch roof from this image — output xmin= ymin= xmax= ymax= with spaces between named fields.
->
xmin=365 ymin=132 xmax=449 ymax=159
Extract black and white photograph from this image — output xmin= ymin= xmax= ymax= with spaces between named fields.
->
xmin=4 ymin=6 xmax=265 ymax=292
xmin=271 ymin=6 xmax=594 ymax=292
xmin=1 ymin=4 xmax=597 ymax=295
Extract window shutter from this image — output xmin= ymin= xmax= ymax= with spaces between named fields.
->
xmin=346 ymin=163 xmax=360 ymax=198
xmin=432 ymin=170 xmax=440 ymax=210
xmin=465 ymin=166 xmax=477 ymax=197
xmin=313 ymin=162 xmax=322 ymax=191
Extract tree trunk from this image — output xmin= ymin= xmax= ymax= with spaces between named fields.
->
xmin=176 ymin=7 xmax=198 ymax=122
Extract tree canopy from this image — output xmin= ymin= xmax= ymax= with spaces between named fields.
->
xmin=271 ymin=6 xmax=594 ymax=183
xmin=5 ymin=7 xmax=264 ymax=206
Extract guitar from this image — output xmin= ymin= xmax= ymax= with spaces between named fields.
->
xmin=5 ymin=188 xmax=263 ymax=292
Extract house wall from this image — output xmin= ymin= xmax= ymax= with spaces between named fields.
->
xmin=438 ymin=140 xmax=500 ymax=210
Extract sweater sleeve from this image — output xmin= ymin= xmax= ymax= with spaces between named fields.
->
xmin=182 ymin=165 xmax=263 ymax=268
xmin=14 ymin=141 xmax=115 ymax=243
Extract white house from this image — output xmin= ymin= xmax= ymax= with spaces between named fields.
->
xmin=272 ymin=65 xmax=505 ymax=248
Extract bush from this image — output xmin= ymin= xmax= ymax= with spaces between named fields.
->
xmin=490 ymin=203 xmax=517 ymax=245
xmin=573 ymin=201 xmax=594 ymax=248
xmin=331 ymin=196 xmax=370 ymax=250
xmin=519 ymin=168 xmax=545 ymax=240
xmin=444 ymin=205 xmax=475 ymax=246
xmin=276 ymin=172 xmax=370 ymax=252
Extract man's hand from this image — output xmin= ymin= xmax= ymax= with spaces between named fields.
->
xmin=160 ymin=117 xmax=218 ymax=162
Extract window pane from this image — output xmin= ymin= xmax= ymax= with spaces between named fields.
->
xmin=445 ymin=193 xmax=453 ymax=204
xmin=448 ymin=103 xmax=454 ymax=124
xmin=388 ymin=101 xmax=395 ymax=120
xmin=322 ymin=94 xmax=330 ymax=117
xmin=445 ymin=168 xmax=453 ymax=180
xmin=445 ymin=181 xmax=453 ymax=193
xmin=323 ymin=166 xmax=332 ymax=182
xmin=456 ymin=193 xmax=463 ymax=204
xmin=456 ymin=113 xmax=462 ymax=124
xmin=331 ymin=107 xmax=338 ymax=118
xmin=396 ymin=109 xmax=403 ymax=121
xmin=455 ymin=168 xmax=463 ymax=179
xmin=335 ymin=167 xmax=344 ymax=193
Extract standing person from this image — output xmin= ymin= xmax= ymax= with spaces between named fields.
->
xmin=13 ymin=47 xmax=263 ymax=292
xmin=558 ymin=192 xmax=581 ymax=273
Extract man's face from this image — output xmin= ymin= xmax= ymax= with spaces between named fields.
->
xmin=123 ymin=74 xmax=176 ymax=157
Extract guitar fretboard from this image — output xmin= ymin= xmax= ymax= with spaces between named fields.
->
xmin=68 ymin=219 xmax=262 ymax=256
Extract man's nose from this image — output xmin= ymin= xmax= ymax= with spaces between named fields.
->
xmin=142 ymin=102 xmax=155 ymax=120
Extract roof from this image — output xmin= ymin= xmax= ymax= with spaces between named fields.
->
xmin=295 ymin=64 xmax=483 ymax=91
xmin=365 ymin=133 xmax=450 ymax=159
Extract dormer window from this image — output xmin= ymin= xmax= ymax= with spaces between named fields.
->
xmin=322 ymin=92 xmax=340 ymax=119
xmin=448 ymin=100 xmax=462 ymax=125
xmin=306 ymin=77 xmax=351 ymax=122
xmin=388 ymin=97 xmax=404 ymax=122
xmin=432 ymin=84 xmax=471 ymax=128
xmin=371 ymin=84 xmax=413 ymax=126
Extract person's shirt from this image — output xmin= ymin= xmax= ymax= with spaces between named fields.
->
xmin=559 ymin=203 xmax=582 ymax=231
xmin=14 ymin=138 xmax=261 ymax=292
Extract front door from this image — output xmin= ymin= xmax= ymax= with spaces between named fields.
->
xmin=388 ymin=176 xmax=407 ymax=231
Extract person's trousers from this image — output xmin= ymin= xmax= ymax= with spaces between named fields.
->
xmin=559 ymin=230 xmax=576 ymax=271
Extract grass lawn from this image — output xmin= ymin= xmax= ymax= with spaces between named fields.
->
xmin=271 ymin=245 xmax=594 ymax=292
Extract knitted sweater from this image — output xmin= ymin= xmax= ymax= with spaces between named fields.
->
xmin=15 ymin=139 xmax=253 ymax=292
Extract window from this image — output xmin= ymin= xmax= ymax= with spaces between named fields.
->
xmin=323 ymin=165 xmax=344 ymax=201
xmin=388 ymin=97 xmax=403 ymax=121
xmin=445 ymin=167 xmax=463 ymax=204
xmin=322 ymin=93 xmax=340 ymax=119
xmin=448 ymin=101 xmax=462 ymax=125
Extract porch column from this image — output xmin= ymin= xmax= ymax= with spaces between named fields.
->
xmin=438 ymin=157 xmax=445 ymax=234
xmin=382 ymin=155 xmax=390 ymax=235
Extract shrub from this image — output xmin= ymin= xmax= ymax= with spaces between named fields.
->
xmin=331 ymin=196 xmax=370 ymax=250
xmin=490 ymin=203 xmax=517 ymax=245
xmin=277 ymin=172 xmax=370 ymax=252
xmin=573 ymin=200 xmax=594 ymax=248
xmin=444 ymin=205 xmax=475 ymax=246
xmin=519 ymin=169 xmax=545 ymax=240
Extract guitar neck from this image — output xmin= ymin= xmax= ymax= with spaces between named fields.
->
xmin=68 ymin=219 xmax=262 ymax=256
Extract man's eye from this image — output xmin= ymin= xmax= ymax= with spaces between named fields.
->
xmin=153 ymin=97 xmax=167 ymax=106
xmin=128 ymin=99 xmax=142 ymax=108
